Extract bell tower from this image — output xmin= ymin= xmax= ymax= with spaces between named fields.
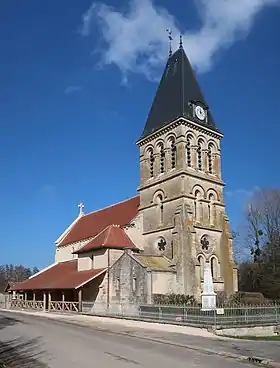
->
xmin=136 ymin=37 xmax=238 ymax=297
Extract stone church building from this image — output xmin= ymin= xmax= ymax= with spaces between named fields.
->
xmin=11 ymin=40 xmax=238 ymax=307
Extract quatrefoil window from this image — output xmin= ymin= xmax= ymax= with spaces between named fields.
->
xmin=158 ymin=238 xmax=166 ymax=251
xmin=201 ymin=236 xmax=209 ymax=251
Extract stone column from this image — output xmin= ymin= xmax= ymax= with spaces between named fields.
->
xmin=176 ymin=138 xmax=187 ymax=170
xmin=139 ymin=158 xmax=149 ymax=185
xmin=209 ymin=203 xmax=215 ymax=227
xmin=146 ymin=271 xmax=153 ymax=304
xmin=191 ymin=145 xmax=197 ymax=169
xmin=214 ymin=152 xmax=221 ymax=179
xmin=78 ymin=289 xmax=82 ymax=312
xmin=196 ymin=200 xmax=203 ymax=224
xmin=202 ymin=149 xmax=208 ymax=172
xmin=48 ymin=292 xmax=51 ymax=311
xmin=43 ymin=292 xmax=47 ymax=311
xmin=154 ymin=152 xmax=160 ymax=176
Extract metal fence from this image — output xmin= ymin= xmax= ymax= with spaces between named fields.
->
xmin=2 ymin=298 xmax=280 ymax=329
xmin=82 ymin=301 xmax=280 ymax=329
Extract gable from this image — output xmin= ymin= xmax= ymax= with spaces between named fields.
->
xmin=58 ymin=195 xmax=140 ymax=247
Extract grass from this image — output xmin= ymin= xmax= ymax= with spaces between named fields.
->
xmin=230 ymin=335 xmax=280 ymax=341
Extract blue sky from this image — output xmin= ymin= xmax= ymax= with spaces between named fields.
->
xmin=1 ymin=0 xmax=280 ymax=269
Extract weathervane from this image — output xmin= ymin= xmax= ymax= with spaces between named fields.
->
xmin=166 ymin=28 xmax=173 ymax=57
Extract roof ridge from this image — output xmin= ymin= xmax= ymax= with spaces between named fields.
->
xmin=91 ymin=225 xmax=112 ymax=246
xmin=103 ymin=225 xmax=113 ymax=246
xmin=136 ymin=254 xmax=164 ymax=258
xmin=82 ymin=195 xmax=139 ymax=218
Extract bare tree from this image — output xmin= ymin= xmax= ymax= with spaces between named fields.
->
xmin=0 ymin=264 xmax=39 ymax=292
xmin=239 ymin=188 xmax=280 ymax=299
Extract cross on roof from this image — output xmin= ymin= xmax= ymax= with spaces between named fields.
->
xmin=201 ymin=236 xmax=209 ymax=251
xmin=78 ymin=202 xmax=85 ymax=216
xmin=158 ymin=238 xmax=166 ymax=251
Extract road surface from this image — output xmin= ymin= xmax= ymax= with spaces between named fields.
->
xmin=0 ymin=311 xmax=257 ymax=368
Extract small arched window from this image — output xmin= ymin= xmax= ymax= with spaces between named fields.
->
xmin=117 ymin=277 xmax=121 ymax=291
xmin=208 ymin=193 xmax=215 ymax=226
xmin=186 ymin=137 xmax=191 ymax=167
xmin=170 ymin=139 xmax=176 ymax=169
xmin=198 ymin=255 xmax=205 ymax=280
xmin=197 ymin=141 xmax=202 ymax=171
xmin=194 ymin=190 xmax=202 ymax=222
xmin=210 ymin=257 xmax=218 ymax=279
xmin=160 ymin=144 xmax=165 ymax=174
xmin=156 ymin=194 xmax=164 ymax=224
xmin=208 ymin=145 xmax=213 ymax=174
xmin=149 ymin=150 xmax=154 ymax=178
xmin=133 ymin=276 xmax=137 ymax=292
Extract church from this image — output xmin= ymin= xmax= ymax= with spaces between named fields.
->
xmin=10 ymin=38 xmax=238 ymax=309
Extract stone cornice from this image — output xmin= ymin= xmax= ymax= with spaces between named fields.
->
xmin=194 ymin=225 xmax=222 ymax=233
xmin=138 ymin=193 xmax=225 ymax=212
xmin=138 ymin=168 xmax=224 ymax=192
xmin=142 ymin=225 xmax=174 ymax=235
xmin=136 ymin=117 xmax=223 ymax=146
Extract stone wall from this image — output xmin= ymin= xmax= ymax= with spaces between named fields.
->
xmin=55 ymin=238 xmax=92 ymax=263
xmin=109 ymin=252 xmax=148 ymax=305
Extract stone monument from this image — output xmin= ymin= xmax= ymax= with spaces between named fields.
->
xmin=201 ymin=262 xmax=217 ymax=310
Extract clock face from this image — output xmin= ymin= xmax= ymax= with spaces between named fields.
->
xmin=195 ymin=105 xmax=206 ymax=121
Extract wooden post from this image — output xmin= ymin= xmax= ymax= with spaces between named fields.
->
xmin=48 ymin=292 xmax=51 ymax=310
xmin=62 ymin=292 xmax=65 ymax=302
xmin=43 ymin=292 xmax=47 ymax=311
xmin=24 ymin=293 xmax=27 ymax=301
xmin=33 ymin=292 xmax=36 ymax=301
xmin=78 ymin=289 xmax=82 ymax=312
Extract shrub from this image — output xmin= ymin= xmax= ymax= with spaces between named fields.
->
xmin=152 ymin=293 xmax=197 ymax=306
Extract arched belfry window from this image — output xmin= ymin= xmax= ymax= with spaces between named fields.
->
xmin=186 ymin=137 xmax=191 ymax=167
xmin=197 ymin=141 xmax=202 ymax=171
xmin=149 ymin=149 xmax=154 ymax=178
xmin=170 ymin=139 xmax=176 ymax=169
xmin=160 ymin=144 xmax=165 ymax=174
xmin=208 ymin=144 xmax=213 ymax=174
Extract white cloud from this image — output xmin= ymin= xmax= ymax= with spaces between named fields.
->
xmin=80 ymin=0 xmax=280 ymax=80
xmin=225 ymin=186 xmax=260 ymax=200
xmin=225 ymin=188 xmax=254 ymax=199
xmin=64 ymin=85 xmax=82 ymax=95
xmin=40 ymin=184 xmax=57 ymax=198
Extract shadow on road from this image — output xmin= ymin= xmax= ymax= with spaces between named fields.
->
xmin=0 ymin=314 xmax=47 ymax=367
xmin=0 ymin=315 xmax=22 ymax=330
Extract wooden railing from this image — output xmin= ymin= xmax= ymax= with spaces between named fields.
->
xmin=10 ymin=300 xmax=44 ymax=310
xmin=49 ymin=301 xmax=79 ymax=313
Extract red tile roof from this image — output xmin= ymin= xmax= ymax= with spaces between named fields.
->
xmin=10 ymin=260 xmax=106 ymax=291
xmin=4 ymin=281 xmax=20 ymax=293
xmin=58 ymin=195 xmax=140 ymax=247
xmin=76 ymin=225 xmax=138 ymax=254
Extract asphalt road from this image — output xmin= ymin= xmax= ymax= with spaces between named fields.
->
xmin=0 ymin=311 xmax=255 ymax=368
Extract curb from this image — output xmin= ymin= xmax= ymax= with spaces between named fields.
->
xmin=1 ymin=309 xmax=278 ymax=367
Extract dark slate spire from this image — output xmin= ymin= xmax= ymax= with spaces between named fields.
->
xmin=140 ymin=44 xmax=217 ymax=140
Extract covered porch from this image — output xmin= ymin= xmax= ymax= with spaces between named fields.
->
xmin=7 ymin=260 xmax=106 ymax=313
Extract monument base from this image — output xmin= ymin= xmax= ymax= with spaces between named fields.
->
xmin=201 ymin=292 xmax=217 ymax=311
